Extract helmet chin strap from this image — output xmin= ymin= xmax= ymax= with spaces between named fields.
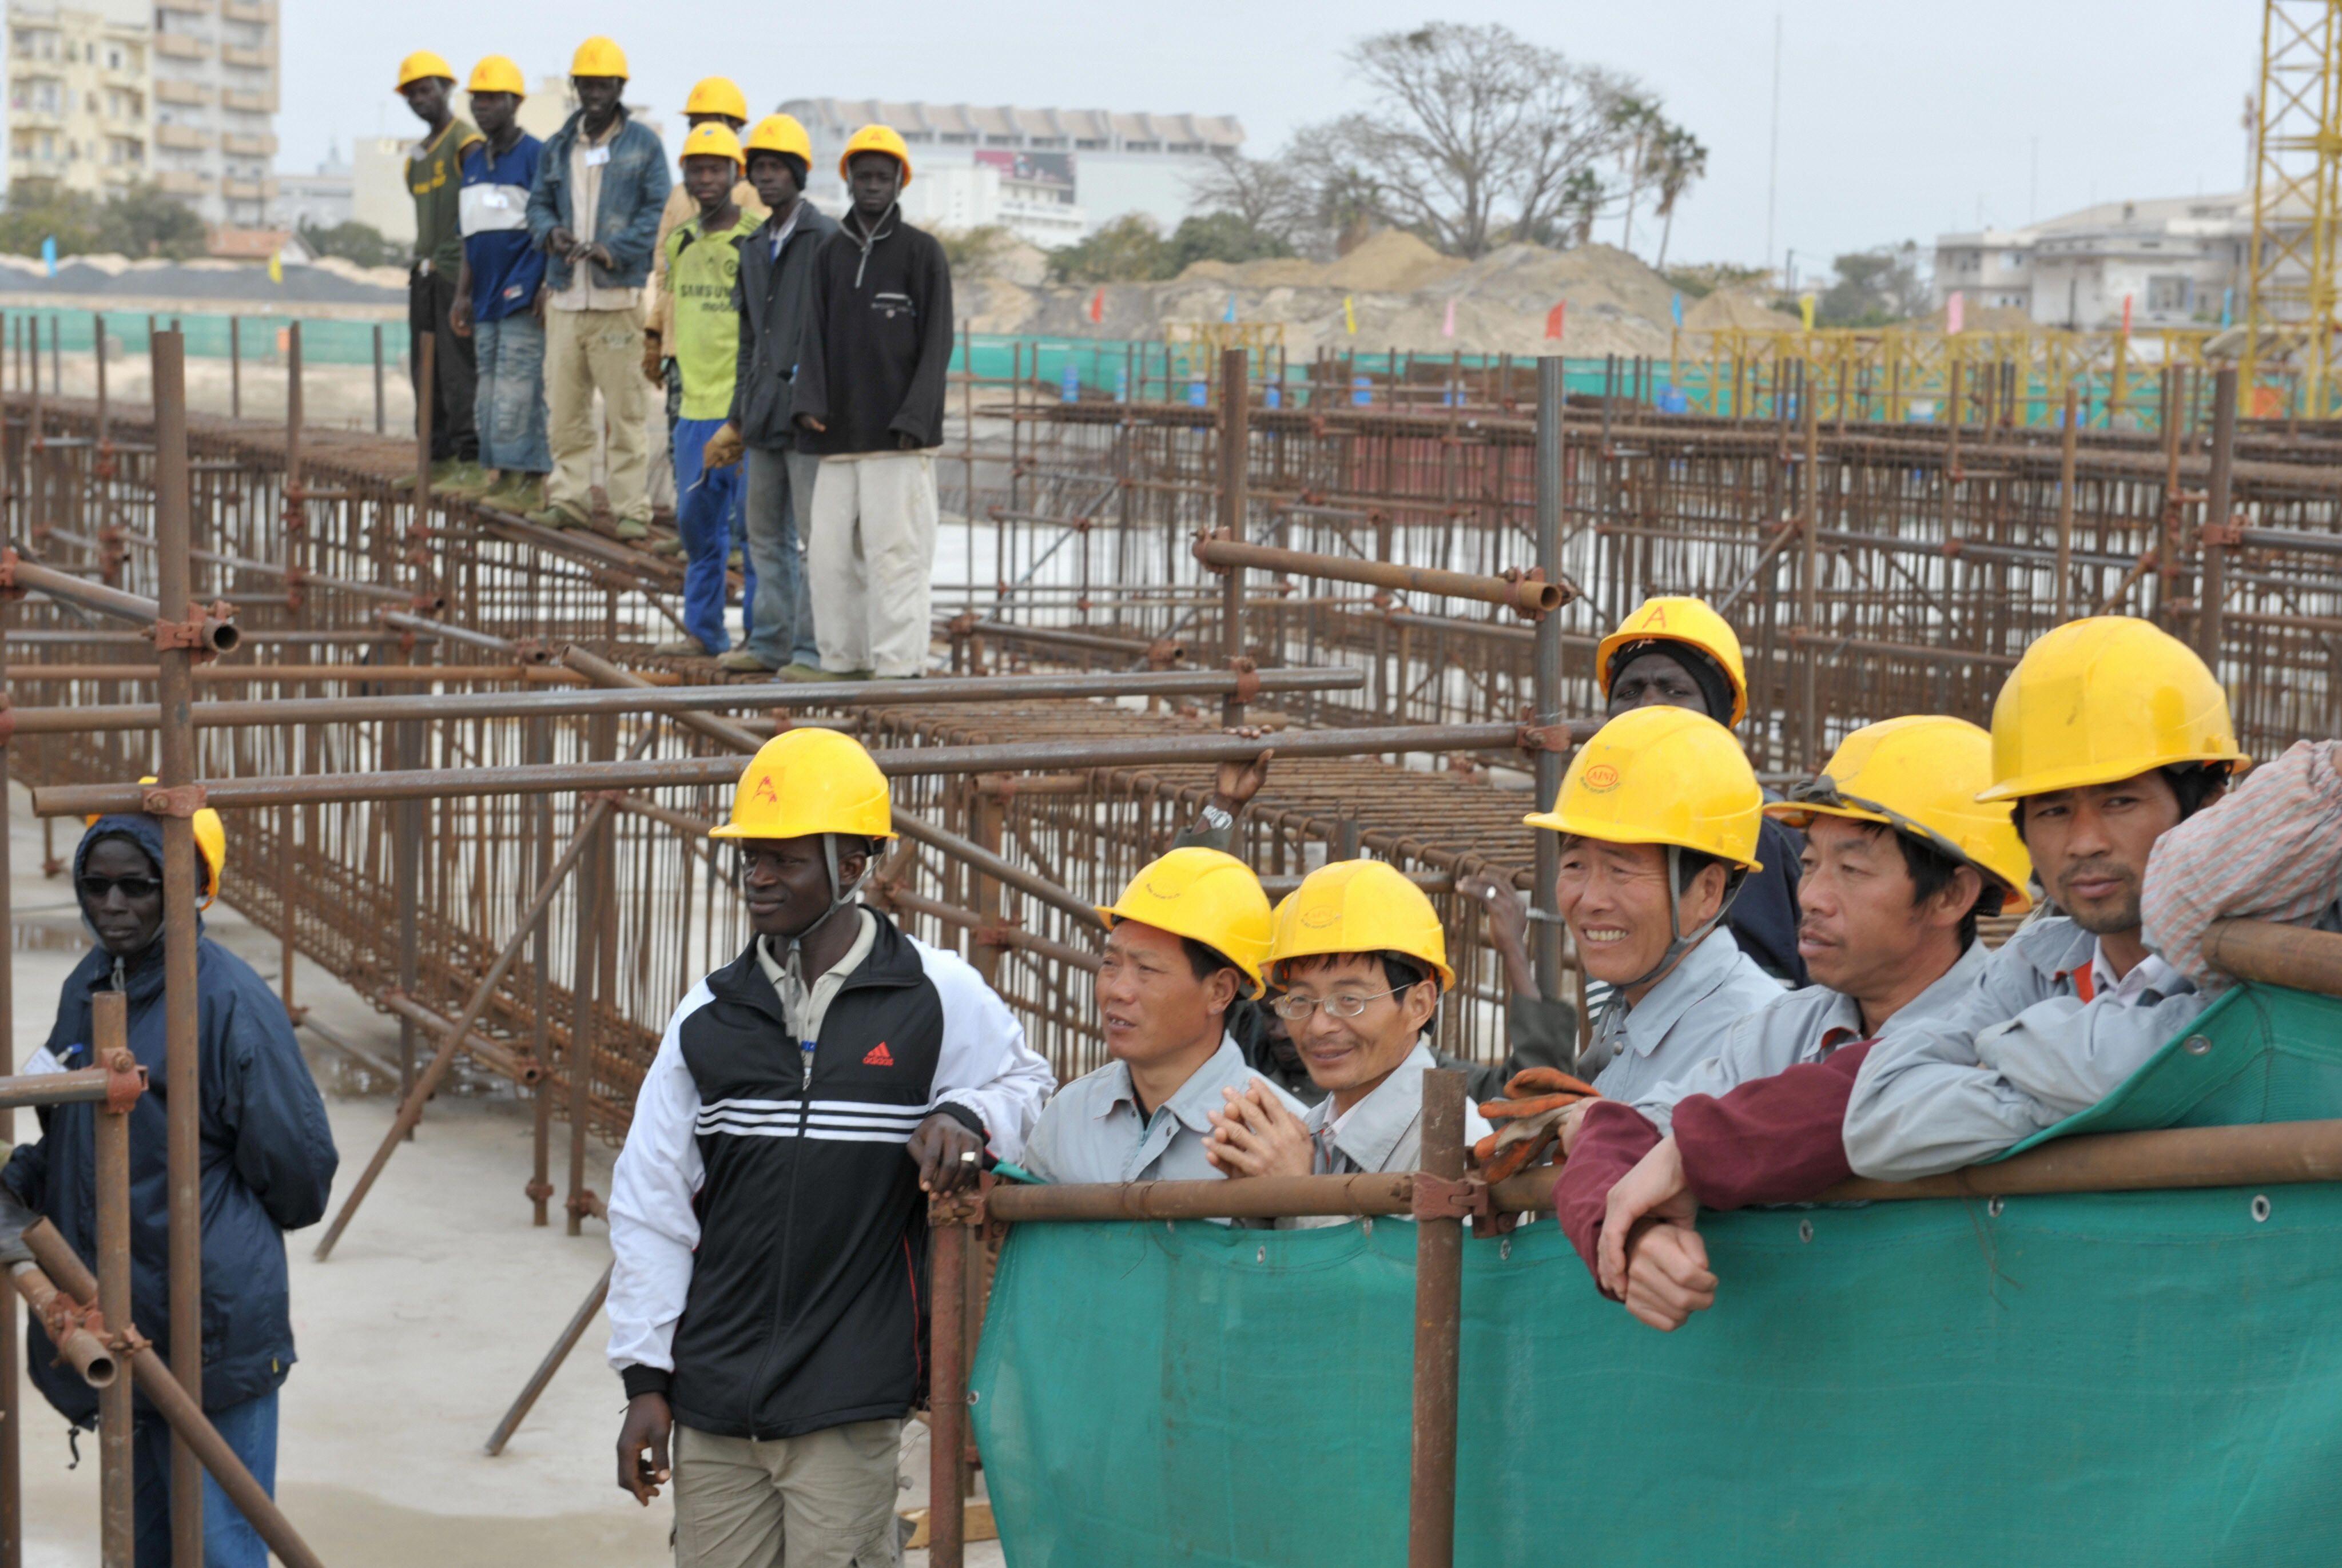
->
xmin=777 ymin=834 xmax=875 ymax=988
xmin=1608 ymin=845 xmax=1749 ymax=1002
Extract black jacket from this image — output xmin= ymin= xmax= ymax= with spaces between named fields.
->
xmin=3 ymin=815 xmax=338 ymax=1424
xmin=728 ymin=200 xmax=841 ymax=450
xmin=607 ymin=914 xmax=1049 ymax=1440
xmin=792 ymin=203 xmax=954 ymax=455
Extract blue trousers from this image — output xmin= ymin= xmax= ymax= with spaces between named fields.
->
xmin=472 ymin=313 xmax=550 ymax=474
xmin=743 ymin=445 xmax=821 ymax=669
xmin=133 ymin=1389 xmax=276 ymax=1567
xmin=673 ymin=416 xmax=753 ymax=653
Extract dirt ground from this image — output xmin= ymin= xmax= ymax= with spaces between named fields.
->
xmin=7 ymin=788 xmax=1000 ymax=1566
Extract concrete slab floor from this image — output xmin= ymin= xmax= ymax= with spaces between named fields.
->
xmin=7 ymin=791 xmax=1003 ymax=1566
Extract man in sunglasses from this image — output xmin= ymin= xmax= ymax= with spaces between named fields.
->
xmin=1552 ymin=717 xmax=2030 ymax=1331
xmin=2 ymin=807 xmax=337 ymax=1564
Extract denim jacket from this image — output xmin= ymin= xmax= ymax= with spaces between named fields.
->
xmin=526 ymin=108 xmax=671 ymax=293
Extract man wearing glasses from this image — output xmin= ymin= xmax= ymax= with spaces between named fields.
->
xmin=1204 ymin=859 xmax=1490 ymax=1224
xmin=2 ymin=805 xmax=337 ymax=1565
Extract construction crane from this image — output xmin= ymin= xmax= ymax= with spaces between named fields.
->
xmin=2244 ymin=0 xmax=2342 ymax=417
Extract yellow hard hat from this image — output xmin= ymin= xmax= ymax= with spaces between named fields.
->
xmin=85 ymin=778 xmax=225 ymax=909
xmin=680 ymin=122 xmax=745 ymax=169
xmin=745 ymin=113 xmax=813 ymax=168
xmin=1770 ymin=715 xmax=2034 ymax=914
xmin=838 ymin=123 xmax=913 ymax=187
xmin=1522 ymin=705 xmax=1763 ymax=871
xmin=569 ymin=35 xmax=629 ymax=79
xmin=1978 ymin=616 xmax=2249 ymax=804
xmin=395 ymin=50 xmax=456 ymax=91
xmin=684 ymin=77 xmax=748 ymax=123
xmin=466 ymin=55 xmax=526 ymax=97
xmin=1596 ymin=596 xmax=1749 ymax=727
xmin=1098 ymin=847 xmax=1273 ymax=997
xmin=709 ymin=730 xmax=896 ymax=843
xmin=1268 ymin=859 xmax=1453 ymax=990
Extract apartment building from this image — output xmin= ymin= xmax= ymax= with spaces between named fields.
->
xmin=5 ymin=0 xmax=149 ymax=198
xmin=148 ymin=0 xmax=277 ymax=225
xmin=1933 ymin=193 xmax=2250 ymax=331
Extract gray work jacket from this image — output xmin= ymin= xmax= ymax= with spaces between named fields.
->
xmin=1281 ymin=1043 xmax=1494 ymax=1229
xmin=1021 ymin=1035 xmax=1301 ymax=1187
xmin=1581 ymin=928 xmax=1787 ymax=1106
xmin=1843 ymin=918 xmax=2209 ymax=1180
xmin=1632 ymin=938 xmax=1995 ymax=1137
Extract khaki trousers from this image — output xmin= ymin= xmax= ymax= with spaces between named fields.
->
xmin=544 ymin=305 xmax=651 ymax=523
xmin=671 ymin=1418 xmax=902 ymax=1568
xmin=808 ymin=451 xmax=937 ymax=678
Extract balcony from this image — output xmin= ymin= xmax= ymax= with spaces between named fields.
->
xmin=156 ymin=0 xmax=210 ymax=11
xmin=10 ymin=105 xmax=62 ymax=129
xmin=156 ymin=169 xmax=209 ymax=195
xmin=154 ymin=33 xmax=209 ymax=61
xmin=154 ymin=78 xmax=209 ymax=105
xmin=154 ymin=124 xmax=210 ymax=150
xmin=220 ymin=43 xmax=268 ymax=69
xmin=220 ymin=0 xmax=273 ymax=19
xmin=222 ymin=176 xmax=271 ymax=200
xmin=220 ymin=86 xmax=273 ymax=112
xmin=221 ymin=131 xmax=272 ymax=157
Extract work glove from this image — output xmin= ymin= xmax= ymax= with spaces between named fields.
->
xmin=640 ymin=330 xmax=665 ymax=387
xmin=0 ymin=1177 xmax=38 ymax=1268
xmin=702 ymin=423 xmax=745 ymax=471
xmin=1472 ymin=1067 xmax=1600 ymax=1183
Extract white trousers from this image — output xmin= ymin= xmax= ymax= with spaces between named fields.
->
xmin=809 ymin=451 xmax=937 ymax=678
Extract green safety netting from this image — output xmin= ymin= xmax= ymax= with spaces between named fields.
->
xmin=971 ymin=982 xmax=2342 ymax=1566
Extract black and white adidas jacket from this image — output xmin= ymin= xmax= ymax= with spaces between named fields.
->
xmin=606 ymin=912 xmax=1052 ymax=1440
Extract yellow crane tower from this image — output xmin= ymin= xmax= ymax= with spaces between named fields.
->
xmin=2244 ymin=0 xmax=2342 ymax=417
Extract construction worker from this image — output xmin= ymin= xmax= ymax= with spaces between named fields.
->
xmin=792 ymin=124 xmax=955 ymax=680
xmin=1023 ymin=848 xmax=1305 ymax=1185
xmin=450 ymin=54 xmax=551 ymax=514
xmin=1521 ymin=706 xmax=1785 ymax=1105
xmin=1 ymin=804 xmax=337 ymax=1564
xmin=1596 ymin=596 xmax=1808 ymax=985
xmin=704 ymin=113 xmax=836 ymax=677
xmin=1202 ymin=859 xmax=1491 ymax=1223
xmin=606 ymin=729 xmax=1051 ymax=1566
xmin=644 ymin=77 xmax=763 ymax=528
xmin=1843 ymin=617 xmax=2246 ymax=1179
xmin=394 ymin=50 xmax=484 ymax=493
xmin=1554 ymin=715 xmax=2031 ymax=1331
xmin=652 ymin=122 xmax=762 ymax=660
xmin=523 ymin=36 xmax=670 ymax=536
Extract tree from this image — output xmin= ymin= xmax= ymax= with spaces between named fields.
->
xmin=97 ymin=182 xmax=206 ymax=259
xmin=297 ymin=220 xmax=400 ymax=269
xmin=0 ymin=180 xmax=101 ymax=257
xmin=1047 ymin=214 xmax=1168 ymax=284
xmin=0 ymin=179 xmax=205 ymax=260
xmin=1649 ymin=125 xmax=1709 ymax=272
xmin=1815 ymin=245 xmax=1930 ymax=327
xmin=1164 ymin=212 xmax=1293 ymax=272
xmin=1283 ymin=22 xmax=1649 ymax=259
xmin=1183 ymin=152 xmax=1311 ymax=249
xmin=938 ymin=224 xmax=1018 ymax=280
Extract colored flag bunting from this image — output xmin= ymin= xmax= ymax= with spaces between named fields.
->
xmin=1224 ymin=292 xmax=1238 ymax=324
xmin=1799 ymin=293 xmax=1816 ymax=331
xmin=1441 ymin=297 xmax=1456 ymax=339
xmin=1342 ymin=295 xmax=1357 ymax=336
xmin=2121 ymin=293 xmax=2133 ymax=335
xmin=1946 ymin=291 xmax=1965 ymax=334
xmin=268 ymin=250 xmax=283 ymax=284
xmin=39 ymin=236 xmax=55 ymax=278
xmin=1671 ymin=291 xmax=1683 ymax=327
xmin=1544 ymin=300 xmax=1565 ymax=340
xmin=1088 ymin=288 xmax=1104 ymax=324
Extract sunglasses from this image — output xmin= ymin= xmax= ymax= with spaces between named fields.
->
xmin=78 ymin=875 xmax=161 ymax=902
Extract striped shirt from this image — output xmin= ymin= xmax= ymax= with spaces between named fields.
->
xmin=2142 ymin=739 xmax=2342 ymax=992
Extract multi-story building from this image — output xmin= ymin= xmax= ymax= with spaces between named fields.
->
xmin=275 ymin=139 xmax=349 ymax=233
xmin=5 ymin=0 xmax=149 ymax=198
xmin=1933 ymin=194 xmax=2251 ymax=331
xmin=780 ymin=97 xmax=1243 ymax=249
xmin=147 ymin=0 xmax=277 ymax=226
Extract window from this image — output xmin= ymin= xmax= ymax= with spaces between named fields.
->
xmin=1166 ymin=141 xmax=1201 ymax=153
xmin=1125 ymin=140 xmax=1159 ymax=152
xmin=939 ymin=132 xmax=974 ymax=145
xmin=1075 ymin=138 xmax=1106 ymax=150
xmin=984 ymin=134 xmax=1017 ymax=146
xmin=2146 ymin=274 xmax=2191 ymax=313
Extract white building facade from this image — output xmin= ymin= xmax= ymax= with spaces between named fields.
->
xmin=5 ymin=0 xmax=149 ymax=198
xmin=779 ymin=97 xmax=1242 ymax=249
xmin=1934 ymin=193 xmax=2250 ymax=331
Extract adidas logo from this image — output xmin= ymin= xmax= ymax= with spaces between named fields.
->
xmin=862 ymin=1042 xmax=894 ymax=1068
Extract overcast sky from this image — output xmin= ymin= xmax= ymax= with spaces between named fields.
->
xmin=295 ymin=0 xmax=2256 ymax=277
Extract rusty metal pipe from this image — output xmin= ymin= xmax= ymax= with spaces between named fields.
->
xmin=19 ymin=1223 xmax=327 ymax=1568
xmin=34 ymin=722 xmax=1572 ymax=816
xmin=927 ymin=1215 xmax=968 ymax=1568
xmin=93 ymin=994 xmax=132 ymax=1566
xmin=987 ymin=1172 xmax=1414 ymax=1223
xmin=1 ymin=663 xmax=594 ymax=686
xmin=2202 ymin=918 xmax=2342 ymax=996
xmin=1193 ymin=534 xmax=1566 ymax=616
xmin=1 ymin=553 xmax=239 ymax=657
xmin=1407 ymin=1070 xmax=1464 ymax=1568
xmin=878 ymin=888 xmax=1102 ymax=973
xmin=959 ymin=618 xmax=1187 ymax=663
xmin=0 ymin=1067 xmax=121 ymax=1109
xmin=376 ymin=610 xmax=531 ymax=655
xmin=4 ymin=664 xmax=1365 ymax=735
xmin=7 ymin=1266 xmax=116 ymax=1386
xmin=483 ymin=1263 xmax=612 ymax=1458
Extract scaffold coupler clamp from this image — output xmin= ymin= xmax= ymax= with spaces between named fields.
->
xmin=139 ymin=783 xmax=208 ymax=819
xmin=151 ymin=599 xmax=236 ymax=663
xmin=1192 ymin=527 xmax=1234 ymax=574
xmin=99 ymin=1045 xmax=146 ymax=1115
xmin=1412 ymin=1171 xmax=1508 ymax=1233
xmin=1225 ymin=655 xmax=1260 ymax=706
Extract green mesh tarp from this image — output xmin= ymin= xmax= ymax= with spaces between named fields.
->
xmin=971 ymin=983 xmax=2342 ymax=1566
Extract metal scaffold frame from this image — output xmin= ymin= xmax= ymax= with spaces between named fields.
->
xmin=2246 ymin=0 xmax=2342 ymax=416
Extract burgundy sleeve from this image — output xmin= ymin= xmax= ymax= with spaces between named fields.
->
xmin=1672 ymin=1041 xmax=1875 ymax=1211
xmin=1550 ymin=1100 xmax=1663 ymax=1295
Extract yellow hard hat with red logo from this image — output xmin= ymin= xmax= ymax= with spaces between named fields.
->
xmin=710 ymin=730 xmax=895 ymax=842
xmin=1523 ymin=705 xmax=1763 ymax=870
xmin=745 ymin=114 xmax=813 ymax=168
xmin=1267 ymin=859 xmax=1453 ymax=990
xmin=85 ymin=778 xmax=225 ymax=908
xmin=1770 ymin=715 xmax=2033 ymax=914
xmin=569 ymin=36 xmax=629 ymax=79
xmin=680 ymin=122 xmax=744 ymax=170
xmin=466 ymin=56 xmax=525 ymax=97
xmin=1979 ymin=616 xmax=2248 ymax=803
xmin=1098 ymin=847 xmax=1273 ymax=996
xmin=683 ymin=77 xmax=747 ymax=123
xmin=838 ymin=124 xmax=913 ymax=186
xmin=395 ymin=51 xmax=456 ymax=92
xmin=1595 ymin=596 xmax=1749 ymax=727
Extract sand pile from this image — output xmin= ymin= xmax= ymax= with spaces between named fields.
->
xmin=1684 ymin=288 xmax=1802 ymax=332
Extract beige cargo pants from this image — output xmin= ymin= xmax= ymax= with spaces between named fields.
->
xmin=671 ymin=1418 xmax=902 ymax=1568
xmin=808 ymin=450 xmax=938 ymax=678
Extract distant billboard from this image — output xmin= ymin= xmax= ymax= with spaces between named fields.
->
xmin=977 ymin=149 xmax=1076 ymax=202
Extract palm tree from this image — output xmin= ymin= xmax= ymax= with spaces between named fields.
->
xmin=1652 ymin=126 xmax=1709 ymax=272
xmin=1609 ymin=97 xmax=1665 ymax=254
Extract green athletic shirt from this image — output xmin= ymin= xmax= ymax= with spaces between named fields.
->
xmin=408 ymin=117 xmax=483 ymax=276
xmin=663 ymin=208 xmax=760 ymax=421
